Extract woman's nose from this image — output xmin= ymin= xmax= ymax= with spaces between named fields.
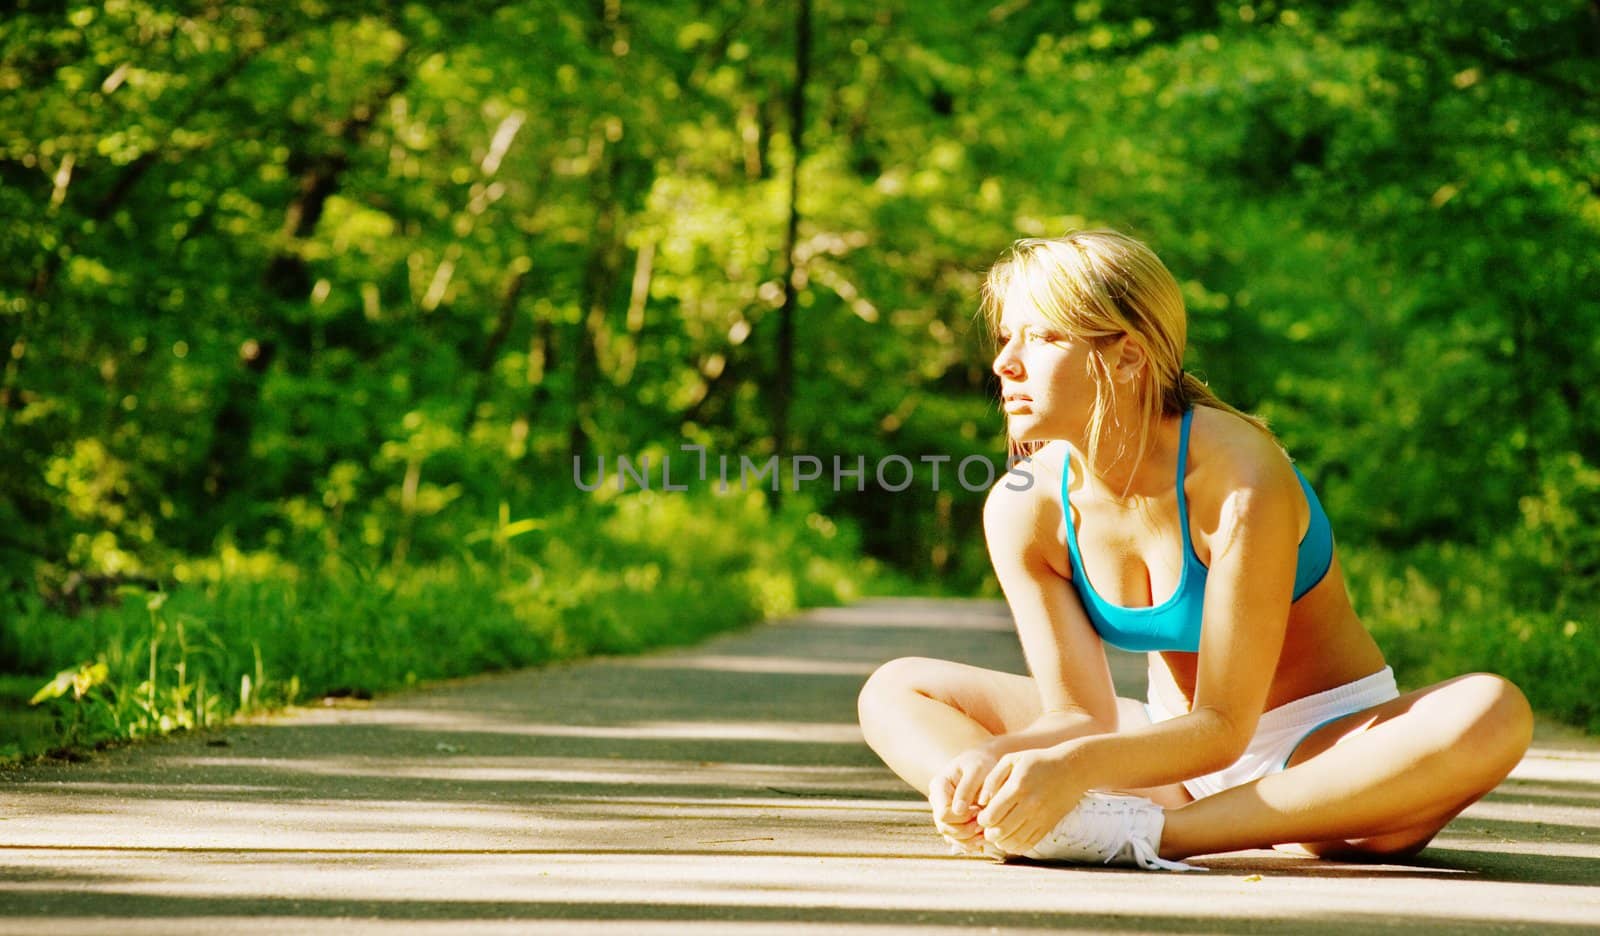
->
xmin=993 ymin=339 xmax=1021 ymax=378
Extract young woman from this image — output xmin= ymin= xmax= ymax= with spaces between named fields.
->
xmin=857 ymin=230 xmax=1532 ymax=870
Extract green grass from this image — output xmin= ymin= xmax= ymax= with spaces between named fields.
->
xmin=1344 ymin=543 xmax=1599 ymax=733
xmin=1 ymin=488 xmax=900 ymax=763
xmin=0 ymin=675 xmax=60 ymax=762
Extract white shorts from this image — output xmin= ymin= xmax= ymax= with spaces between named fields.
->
xmin=1146 ymin=667 xmax=1400 ymax=801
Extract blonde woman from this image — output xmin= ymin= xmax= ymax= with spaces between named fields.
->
xmin=857 ymin=230 xmax=1532 ymax=870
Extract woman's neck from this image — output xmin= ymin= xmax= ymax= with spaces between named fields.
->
xmin=1071 ymin=412 xmax=1182 ymax=503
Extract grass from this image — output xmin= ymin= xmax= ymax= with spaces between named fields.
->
xmin=1 ymin=488 xmax=912 ymax=763
xmin=1344 ymin=542 xmax=1599 ymax=733
xmin=0 ymin=675 xmax=59 ymax=761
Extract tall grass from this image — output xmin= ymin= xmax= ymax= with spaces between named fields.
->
xmin=1345 ymin=542 xmax=1598 ymax=733
xmin=1344 ymin=453 xmax=1600 ymax=733
xmin=3 ymin=489 xmax=897 ymax=761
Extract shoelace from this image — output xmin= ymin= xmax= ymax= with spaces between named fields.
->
xmin=1121 ymin=834 xmax=1200 ymax=873
xmin=1038 ymin=798 xmax=1204 ymax=873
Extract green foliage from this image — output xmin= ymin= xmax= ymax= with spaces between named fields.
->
xmin=1349 ymin=543 xmax=1599 ymax=734
xmin=0 ymin=1 xmax=1596 ymax=735
xmin=10 ymin=488 xmax=873 ymax=758
xmin=29 ymin=660 xmax=109 ymax=706
xmin=1346 ymin=449 xmax=1600 ymax=732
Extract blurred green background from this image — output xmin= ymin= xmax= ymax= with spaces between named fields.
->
xmin=2 ymin=0 xmax=1597 ymax=755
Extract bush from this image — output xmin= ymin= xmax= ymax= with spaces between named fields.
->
xmin=3 ymin=489 xmax=879 ymax=761
xmin=1344 ymin=453 xmax=1600 ymax=734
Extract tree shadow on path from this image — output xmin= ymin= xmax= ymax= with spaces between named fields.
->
xmin=2 ymin=599 xmax=1597 ymax=932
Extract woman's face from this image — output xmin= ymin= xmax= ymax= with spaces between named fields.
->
xmin=991 ymin=281 xmax=1097 ymax=444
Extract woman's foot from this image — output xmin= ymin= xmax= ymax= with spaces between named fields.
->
xmin=1006 ymin=792 xmax=1199 ymax=871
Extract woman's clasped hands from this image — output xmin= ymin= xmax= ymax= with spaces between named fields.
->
xmin=927 ymin=747 xmax=999 ymax=855
xmin=927 ymin=743 xmax=1088 ymax=857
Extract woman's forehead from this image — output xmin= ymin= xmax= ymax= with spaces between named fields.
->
xmin=997 ymin=280 xmax=1051 ymax=326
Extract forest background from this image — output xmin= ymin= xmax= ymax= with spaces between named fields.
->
xmin=2 ymin=0 xmax=1597 ymax=757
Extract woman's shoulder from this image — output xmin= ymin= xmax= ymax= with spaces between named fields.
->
xmin=1186 ymin=406 xmax=1303 ymax=526
xmin=1188 ymin=405 xmax=1295 ymax=485
xmin=983 ymin=442 xmax=1072 ymax=577
xmin=983 ymin=443 xmax=1062 ymax=529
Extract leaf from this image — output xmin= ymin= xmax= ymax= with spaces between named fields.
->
xmin=499 ymin=518 xmax=544 ymax=539
xmin=72 ymin=662 xmax=109 ymax=699
xmin=30 ymin=661 xmax=109 ymax=704
xmin=30 ymin=669 xmax=77 ymax=706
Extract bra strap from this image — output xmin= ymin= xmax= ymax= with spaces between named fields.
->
xmin=1061 ymin=447 xmax=1082 ymax=566
xmin=1175 ymin=409 xmax=1195 ymax=554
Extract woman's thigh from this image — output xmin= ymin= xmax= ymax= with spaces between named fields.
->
xmin=1283 ymin=673 xmax=1529 ymax=775
xmin=865 ymin=656 xmax=1044 ymax=736
xmin=1279 ymin=672 xmax=1531 ymax=856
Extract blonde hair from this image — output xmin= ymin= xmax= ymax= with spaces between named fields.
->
xmin=980 ymin=229 xmax=1272 ymax=478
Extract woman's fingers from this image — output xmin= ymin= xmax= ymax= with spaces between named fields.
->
xmin=977 ymin=778 xmax=1020 ymax=831
xmin=992 ymin=817 xmax=1045 ymax=855
xmin=935 ymin=812 xmax=989 ymax=856
xmin=947 ymin=826 xmax=992 ymax=856
xmin=978 ymin=758 xmax=1024 ymax=825
xmin=988 ymin=793 xmax=1081 ymax=854
xmin=980 ymin=796 xmax=1038 ymax=852
xmin=951 ymin=765 xmax=985 ymax=817
xmin=977 ymin=763 xmax=1049 ymax=849
xmin=977 ymin=756 xmax=1013 ymax=806
xmin=936 ymin=815 xmax=982 ymax=841
xmin=966 ymin=752 xmax=1080 ymax=856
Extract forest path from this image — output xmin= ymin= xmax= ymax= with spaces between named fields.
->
xmin=2 ymin=598 xmax=1597 ymax=934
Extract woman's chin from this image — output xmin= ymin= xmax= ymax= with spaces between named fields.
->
xmin=1006 ymin=414 xmax=1046 ymax=442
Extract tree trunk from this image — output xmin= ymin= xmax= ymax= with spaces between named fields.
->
xmin=569 ymin=151 xmax=623 ymax=463
xmin=203 ymin=57 xmax=411 ymax=506
xmin=463 ymin=259 xmax=531 ymax=434
xmin=772 ymin=0 xmax=811 ymax=507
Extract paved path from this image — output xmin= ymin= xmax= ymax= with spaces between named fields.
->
xmin=2 ymin=598 xmax=1597 ymax=934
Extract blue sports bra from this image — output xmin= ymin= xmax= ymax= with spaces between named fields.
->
xmin=1061 ymin=409 xmax=1334 ymax=653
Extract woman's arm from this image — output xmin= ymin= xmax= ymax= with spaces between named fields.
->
xmin=981 ymin=476 xmax=1120 ymax=751
xmin=977 ymin=452 xmax=1303 ymax=852
xmin=929 ymin=477 xmax=1122 ymax=835
xmin=1072 ymin=460 xmax=1300 ymax=784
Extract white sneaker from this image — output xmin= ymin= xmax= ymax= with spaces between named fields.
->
xmin=1021 ymin=792 xmax=1200 ymax=872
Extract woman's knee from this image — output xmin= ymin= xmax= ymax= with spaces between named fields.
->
xmin=857 ymin=656 xmax=943 ymax=719
xmin=1429 ymin=673 xmax=1534 ymax=782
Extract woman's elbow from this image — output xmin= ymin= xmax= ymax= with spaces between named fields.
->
xmin=1190 ymin=706 xmax=1254 ymax=769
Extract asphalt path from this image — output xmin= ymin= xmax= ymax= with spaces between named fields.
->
xmin=2 ymin=598 xmax=1597 ymax=934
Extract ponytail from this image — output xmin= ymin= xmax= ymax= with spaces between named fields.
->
xmin=1169 ymin=369 xmax=1272 ymax=436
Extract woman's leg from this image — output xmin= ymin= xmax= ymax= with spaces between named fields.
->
xmin=857 ymin=656 xmax=1189 ymax=806
xmin=857 ymin=656 xmax=1042 ymax=794
xmin=1157 ymin=673 xmax=1533 ymax=860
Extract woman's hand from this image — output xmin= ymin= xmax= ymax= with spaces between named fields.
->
xmin=975 ymin=745 xmax=1087 ymax=855
xmin=928 ymin=747 xmax=1001 ymax=854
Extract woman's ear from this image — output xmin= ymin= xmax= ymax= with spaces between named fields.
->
xmin=1110 ymin=335 xmax=1146 ymax=383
